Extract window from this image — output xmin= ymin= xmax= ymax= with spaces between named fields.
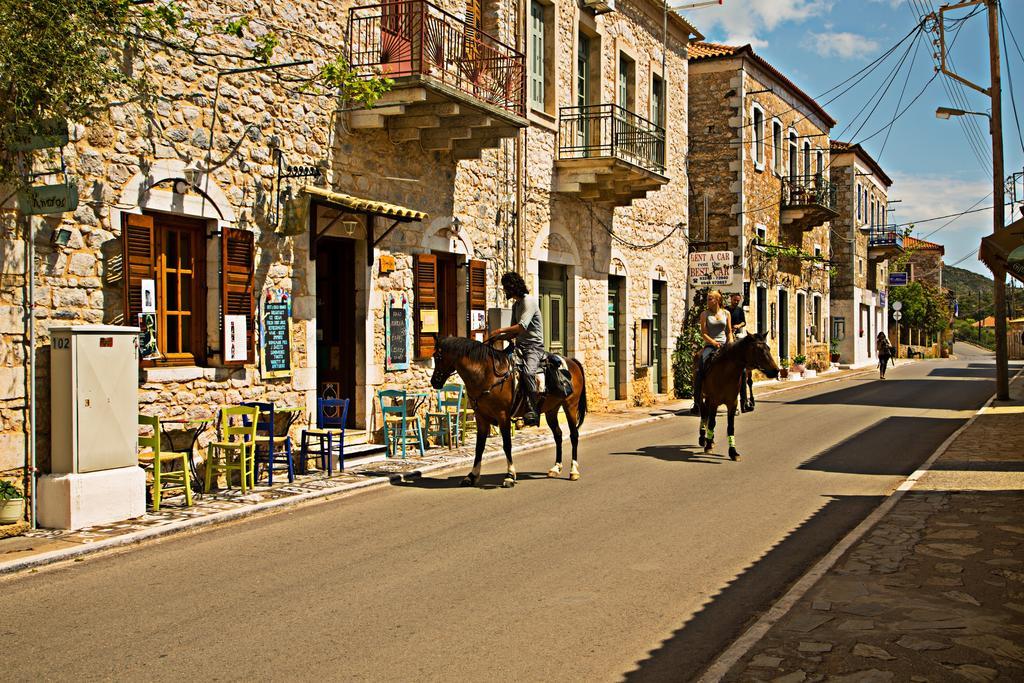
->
xmin=529 ymin=0 xmax=546 ymax=110
xmin=857 ymin=185 xmax=862 ymax=221
xmin=756 ymin=285 xmax=768 ymax=334
xmin=618 ymin=52 xmax=635 ymax=111
xmin=414 ymin=252 xmax=465 ymax=359
xmin=122 ymin=213 xmax=247 ymax=367
xmin=802 ymin=140 xmax=811 ymax=180
xmin=752 ymin=105 xmax=765 ymax=168
xmin=870 ymin=198 xmax=875 ymax=229
xmin=814 ymin=245 xmax=822 ymax=258
xmin=755 ymin=224 xmax=767 ymax=243
xmin=813 ymin=296 xmax=822 ymax=342
xmin=651 ymin=74 xmax=665 ymax=128
xmin=815 ymin=150 xmax=824 ymax=182
xmin=772 ymin=121 xmax=783 ymax=174
xmin=788 ymin=130 xmax=798 ymax=181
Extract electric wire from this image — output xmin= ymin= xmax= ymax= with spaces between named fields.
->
xmin=920 ymin=190 xmax=994 ymax=239
xmin=999 ymin=3 xmax=1024 ymax=158
xmin=879 ymin=24 xmax=925 ymax=159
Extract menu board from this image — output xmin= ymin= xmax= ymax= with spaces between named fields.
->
xmin=386 ymin=295 xmax=410 ymax=371
xmin=261 ymin=299 xmax=291 ymax=378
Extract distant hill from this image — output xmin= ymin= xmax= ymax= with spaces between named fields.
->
xmin=944 ymin=265 xmax=994 ymax=320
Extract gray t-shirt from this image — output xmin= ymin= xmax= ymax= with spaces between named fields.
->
xmin=511 ymin=296 xmax=544 ymax=350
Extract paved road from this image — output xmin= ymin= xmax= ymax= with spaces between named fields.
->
xmin=4 ymin=354 xmax=1000 ymax=682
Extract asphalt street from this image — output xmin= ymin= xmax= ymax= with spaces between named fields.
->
xmin=3 ymin=347 xmax=1000 ymax=682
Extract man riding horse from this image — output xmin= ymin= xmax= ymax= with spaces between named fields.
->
xmin=484 ymin=271 xmax=544 ymax=427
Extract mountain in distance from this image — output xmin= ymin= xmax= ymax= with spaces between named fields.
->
xmin=944 ymin=265 xmax=994 ymax=320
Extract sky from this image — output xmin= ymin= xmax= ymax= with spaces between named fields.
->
xmin=678 ymin=0 xmax=1024 ymax=277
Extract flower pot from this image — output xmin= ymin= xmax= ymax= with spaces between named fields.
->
xmin=830 ymin=353 xmax=840 ymax=363
xmin=779 ymin=368 xmax=789 ymax=379
xmin=792 ymin=364 xmax=806 ymax=374
xmin=0 ymin=498 xmax=25 ymax=525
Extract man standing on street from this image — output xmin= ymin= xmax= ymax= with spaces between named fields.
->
xmin=485 ymin=272 xmax=545 ymax=426
xmin=727 ymin=292 xmax=754 ymax=412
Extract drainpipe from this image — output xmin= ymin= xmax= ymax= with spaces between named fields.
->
xmin=25 ymin=212 xmax=37 ymax=529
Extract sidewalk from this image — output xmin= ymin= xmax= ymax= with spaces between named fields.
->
xmin=0 ymin=364 xmax=875 ymax=576
xmin=709 ymin=374 xmax=1024 ymax=682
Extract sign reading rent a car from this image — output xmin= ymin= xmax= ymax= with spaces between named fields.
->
xmin=689 ymin=250 xmax=734 ymax=286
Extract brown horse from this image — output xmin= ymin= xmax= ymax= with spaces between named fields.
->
xmin=697 ymin=333 xmax=779 ymax=460
xmin=431 ymin=336 xmax=587 ymax=488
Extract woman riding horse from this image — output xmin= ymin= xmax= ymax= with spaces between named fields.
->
xmin=697 ymin=333 xmax=779 ymax=460
xmin=690 ymin=290 xmax=733 ymax=415
xmin=430 ymin=337 xmax=587 ymax=488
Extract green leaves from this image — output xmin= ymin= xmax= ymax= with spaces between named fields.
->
xmin=672 ymin=288 xmax=708 ymax=398
xmin=318 ymin=54 xmax=393 ymax=108
xmin=222 ymin=16 xmax=251 ymax=39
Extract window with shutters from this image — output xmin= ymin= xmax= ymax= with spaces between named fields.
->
xmin=617 ymin=52 xmax=635 ymax=112
xmin=221 ymin=228 xmax=255 ymax=366
xmin=468 ymin=259 xmax=487 ymax=340
xmin=414 ymin=252 xmax=462 ymax=359
xmin=529 ymin=0 xmax=550 ymax=112
xmin=122 ymin=213 xmax=208 ymax=366
xmin=651 ymin=74 xmax=665 ymax=129
xmin=751 ymin=104 xmax=765 ymax=169
xmin=772 ymin=120 xmax=783 ymax=175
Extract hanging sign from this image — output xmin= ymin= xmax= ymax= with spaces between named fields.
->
xmin=140 ymin=279 xmax=156 ymax=313
xmin=386 ymin=294 xmax=411 ymax=371
xmin=17 ymin=182 xmax=78 ymax=215
xmin=689 ymin=251 xmax=734 ymax=286
xmin=888 ymin=272 xmax=908 ymax=287
xmin=261 ymin=290 xmax=292 ymax=378
xmin=224 ymin=314 xmax=248 ymax=363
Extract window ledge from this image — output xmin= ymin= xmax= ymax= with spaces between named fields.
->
xmin=141 ymin=365 xmax=252 ymax=384
xmin=528 ymin=108 xmax=558 ymax=132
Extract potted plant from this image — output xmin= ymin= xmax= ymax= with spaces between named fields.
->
xmin=779 ymin=357 xmax=790 ymax=379
xmin=792 ymin=353 xmax=807 ymax=376
xmin=0 ymin=480 xmax=25 ymax=525
xmin=829 ymin=338 xmax=841 ymax=363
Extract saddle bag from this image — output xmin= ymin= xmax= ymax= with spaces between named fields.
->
xmin=544 ymin=354 xmax=574 ymax=398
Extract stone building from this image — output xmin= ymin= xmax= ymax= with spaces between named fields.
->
xmin=902 ymin=235 xmax=945 ymax=289
xmin=0 ymin=0 xmax=700 ymax=492
xmin=688 ymin=42 xmax=835 ymax=367
xmin=828 ymin=141 xmax=897 ymax=367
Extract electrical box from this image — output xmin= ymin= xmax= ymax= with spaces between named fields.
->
xmin=50 ymin=325 xmax=140 ymax=474
xmin=487 ymin=307 xmax=512 ymax=333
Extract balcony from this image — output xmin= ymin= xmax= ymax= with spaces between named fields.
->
xmin=554 ymin=104 xmax=668 ymax=206
xmin=780 ymin=175 xmax=837 ymax=231
xmin=346 ymin=0 xmax=527 ymax=160
xmin=868 ymin=227 xmax=905 ymax=260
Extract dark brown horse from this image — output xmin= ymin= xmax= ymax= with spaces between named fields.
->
xmin=431 ymin=336 xmax=587 ymax=487
xmin=697 ymin=333 xmax=779 ymax=460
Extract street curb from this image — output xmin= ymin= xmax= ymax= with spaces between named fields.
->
xmin=0 ymin=362 xmax=893 ymax=578
xmin=696 ymin=366 xmax=1023 ymax=683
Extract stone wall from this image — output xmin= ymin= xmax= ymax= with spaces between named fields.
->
xmin=0 ymin=0 xmax=694 ymax=492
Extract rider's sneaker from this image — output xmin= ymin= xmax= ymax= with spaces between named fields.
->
xmin=523 ymin=411 xmax=540 ymax=427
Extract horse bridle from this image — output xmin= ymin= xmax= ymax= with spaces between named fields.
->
xmin=433 ymin=345 xmax=515 ymax=410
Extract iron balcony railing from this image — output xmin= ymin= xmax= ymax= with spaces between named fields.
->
xmin=781 ymin=174 xmax=837 ymax=212
xmin=869 ymin=227 xmax=905 ymax=250
xmin=346 ymin=0 xmax=526 ymax=118
xmin=557 ymin=104 xmax=666 ymax=175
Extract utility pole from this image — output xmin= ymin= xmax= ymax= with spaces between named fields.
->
xmin=935 ymin=0 xmax=1009 ymax=399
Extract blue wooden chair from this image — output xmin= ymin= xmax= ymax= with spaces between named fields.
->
xmin=425 ymin=384 xmax=464 ymax=449
xmin=242 ymin=401 xmax=295 ymax=486
xmin=300 ymin=398 xmax=349 ymax=474
xmin=379 ymin=389 xmax=425 ymax=459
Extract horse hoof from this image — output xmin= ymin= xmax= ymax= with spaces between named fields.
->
xmin=569 ymin=472 xmax=580 ymax=481
xmin=547 ymin=466 xmax=562 ymax=478
xmin=502 ymin=477 xmax=516 ymax=488
xmin=460 ymin=474 xmax=478 ymax=487
xmin=698 ymin=435 xmax=707 ymax=448
xmin=704 ymin=441 xmax=714 ymax=454
xmin=729 ymin=448 xmax=740 ymax=461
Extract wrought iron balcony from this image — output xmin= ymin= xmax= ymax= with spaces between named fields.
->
xmin=346 ymin=0 xmax=525 ymax=119
xmin=780 ymin=174 xmax=838 ymax=231
xmin=554 ymin=104 xmax=668 ymax=206
xmin=868 ymin=227 xmax=905 ymax=259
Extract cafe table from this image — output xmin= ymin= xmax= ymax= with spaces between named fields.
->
xmin=159 ymin=415 xmax=214 ymax=493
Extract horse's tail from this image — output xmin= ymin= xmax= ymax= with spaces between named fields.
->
xmin=571 ymin=357 xmax=587 ymax=428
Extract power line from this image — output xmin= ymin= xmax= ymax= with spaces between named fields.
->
xmin=892 ymin=200 xmax=1013 ymax=229
xmin=920 ymin=190 xmax=994 ymax=239
xmin=999 ymin=4 xmax=1024 ymax=157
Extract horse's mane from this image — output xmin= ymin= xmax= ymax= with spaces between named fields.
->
xmin=438 ymin=335 xmax=506 ymax=363
xmin=717 ymin=333 xmax=756 ymax=362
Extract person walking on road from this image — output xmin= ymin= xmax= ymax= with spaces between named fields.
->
xmin=877 ymin=332 xmax=892 ymax=379
xmin=690 ymin=290 xmax=733 ymax=414
xmin=485 ymin=272 xmax=545 ymax=427
xmin=727 ymin=292 xmax=754 ymax=412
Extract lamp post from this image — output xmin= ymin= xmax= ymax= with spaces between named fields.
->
xmin=933 ymin=6 xmax=1007 ymax=398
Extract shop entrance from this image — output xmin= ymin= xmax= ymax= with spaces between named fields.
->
xmin=316 ymin=237 xmax=357 ymax=427
xmin=778 ymin=289 xmax=789 ymax=361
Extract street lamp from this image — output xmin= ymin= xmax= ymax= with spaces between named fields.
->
xmin=935 ymin=106 xmax=990 ymax=121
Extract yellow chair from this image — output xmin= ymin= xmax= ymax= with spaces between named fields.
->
xmin=138 ymin=414 xmax=193 ymax=511
xmin=204 ymin=406 xmax=259 ymax=493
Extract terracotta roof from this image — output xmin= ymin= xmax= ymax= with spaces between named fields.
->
xmin=688 ymin=42 xmax=836 ymax=128
xmin=302 ymin=186 xmax=428 ymax=222
xmin=830 ymin=140 xmax=892 ymax=187
xmin=904 ymin=235 xmax=945 ymax=254
xmin=978 ymin=316 xmax=996 ymax=328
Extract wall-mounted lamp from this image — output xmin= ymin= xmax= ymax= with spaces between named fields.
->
xmin=183 ymin=160 xmax=203 ymax=187
xmin=50 ymin=228 xmax=72 ymax=247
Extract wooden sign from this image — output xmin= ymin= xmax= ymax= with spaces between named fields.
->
xmin=17 ymin=182 xmax=78 ymax=215
xmin=379 ymin=255 xmax=396 ymax=274
xmin=261 ymin=291 xmax=292 ymax=378
xmin=386 ymin=294 xmax=410 ymax=371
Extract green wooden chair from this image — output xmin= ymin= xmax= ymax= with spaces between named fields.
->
xmin=204 ymin=405 xmax=259 ymax=493
xmin=138 ymin=414 xmax=193 ymax=511
xmin=379 ymin=389 xmax=425 ymax=459
xmin=425 ymin=384 xmax=464 ymax=449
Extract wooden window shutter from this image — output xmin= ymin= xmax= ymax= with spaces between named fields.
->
xmin=122 ymin=213 xmax=156 ymax=326
xmin=468 ymin=259 xmax=487 ymax=311
xmin=414 ymin=253 xmax=438 ymax=359
xmin=221 ymin=228 xmax=255 ymax=365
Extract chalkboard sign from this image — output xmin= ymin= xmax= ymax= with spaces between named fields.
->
xmin=385 ymin=295 xmax=410 ymax=371
xmin=261 ymin=298 xmax=292 ymax=378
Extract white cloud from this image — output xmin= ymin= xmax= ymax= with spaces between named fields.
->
xmin=684 ymin=0 xmax=832 ymax=47
xmin=804 ymin=31 xmax=881 ymax=59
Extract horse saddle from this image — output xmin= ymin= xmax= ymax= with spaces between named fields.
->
xmin=511 ymin=352 xmax=573 ymax=399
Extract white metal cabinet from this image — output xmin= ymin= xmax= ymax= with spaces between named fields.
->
xmin=50 ymin=325 xmax=139 ymax=474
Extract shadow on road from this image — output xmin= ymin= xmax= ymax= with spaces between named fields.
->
xmin=610 ymin=444 xmax=733 ymax=465
xmin=927 ymin=367 xmax=998 ymax=378
xmin=620 ymin=493 xmax=885 ymax=682
xmin=797 ymin=416 xmax=963 ymax=476
xmin=788 ymin=379 xmax=992 ymax=410
xmin=391 ymin=471 xmax=556 ymax=490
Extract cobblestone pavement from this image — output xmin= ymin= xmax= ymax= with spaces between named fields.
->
xmin=720 ymin=376 xmax=1024 ymax=682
